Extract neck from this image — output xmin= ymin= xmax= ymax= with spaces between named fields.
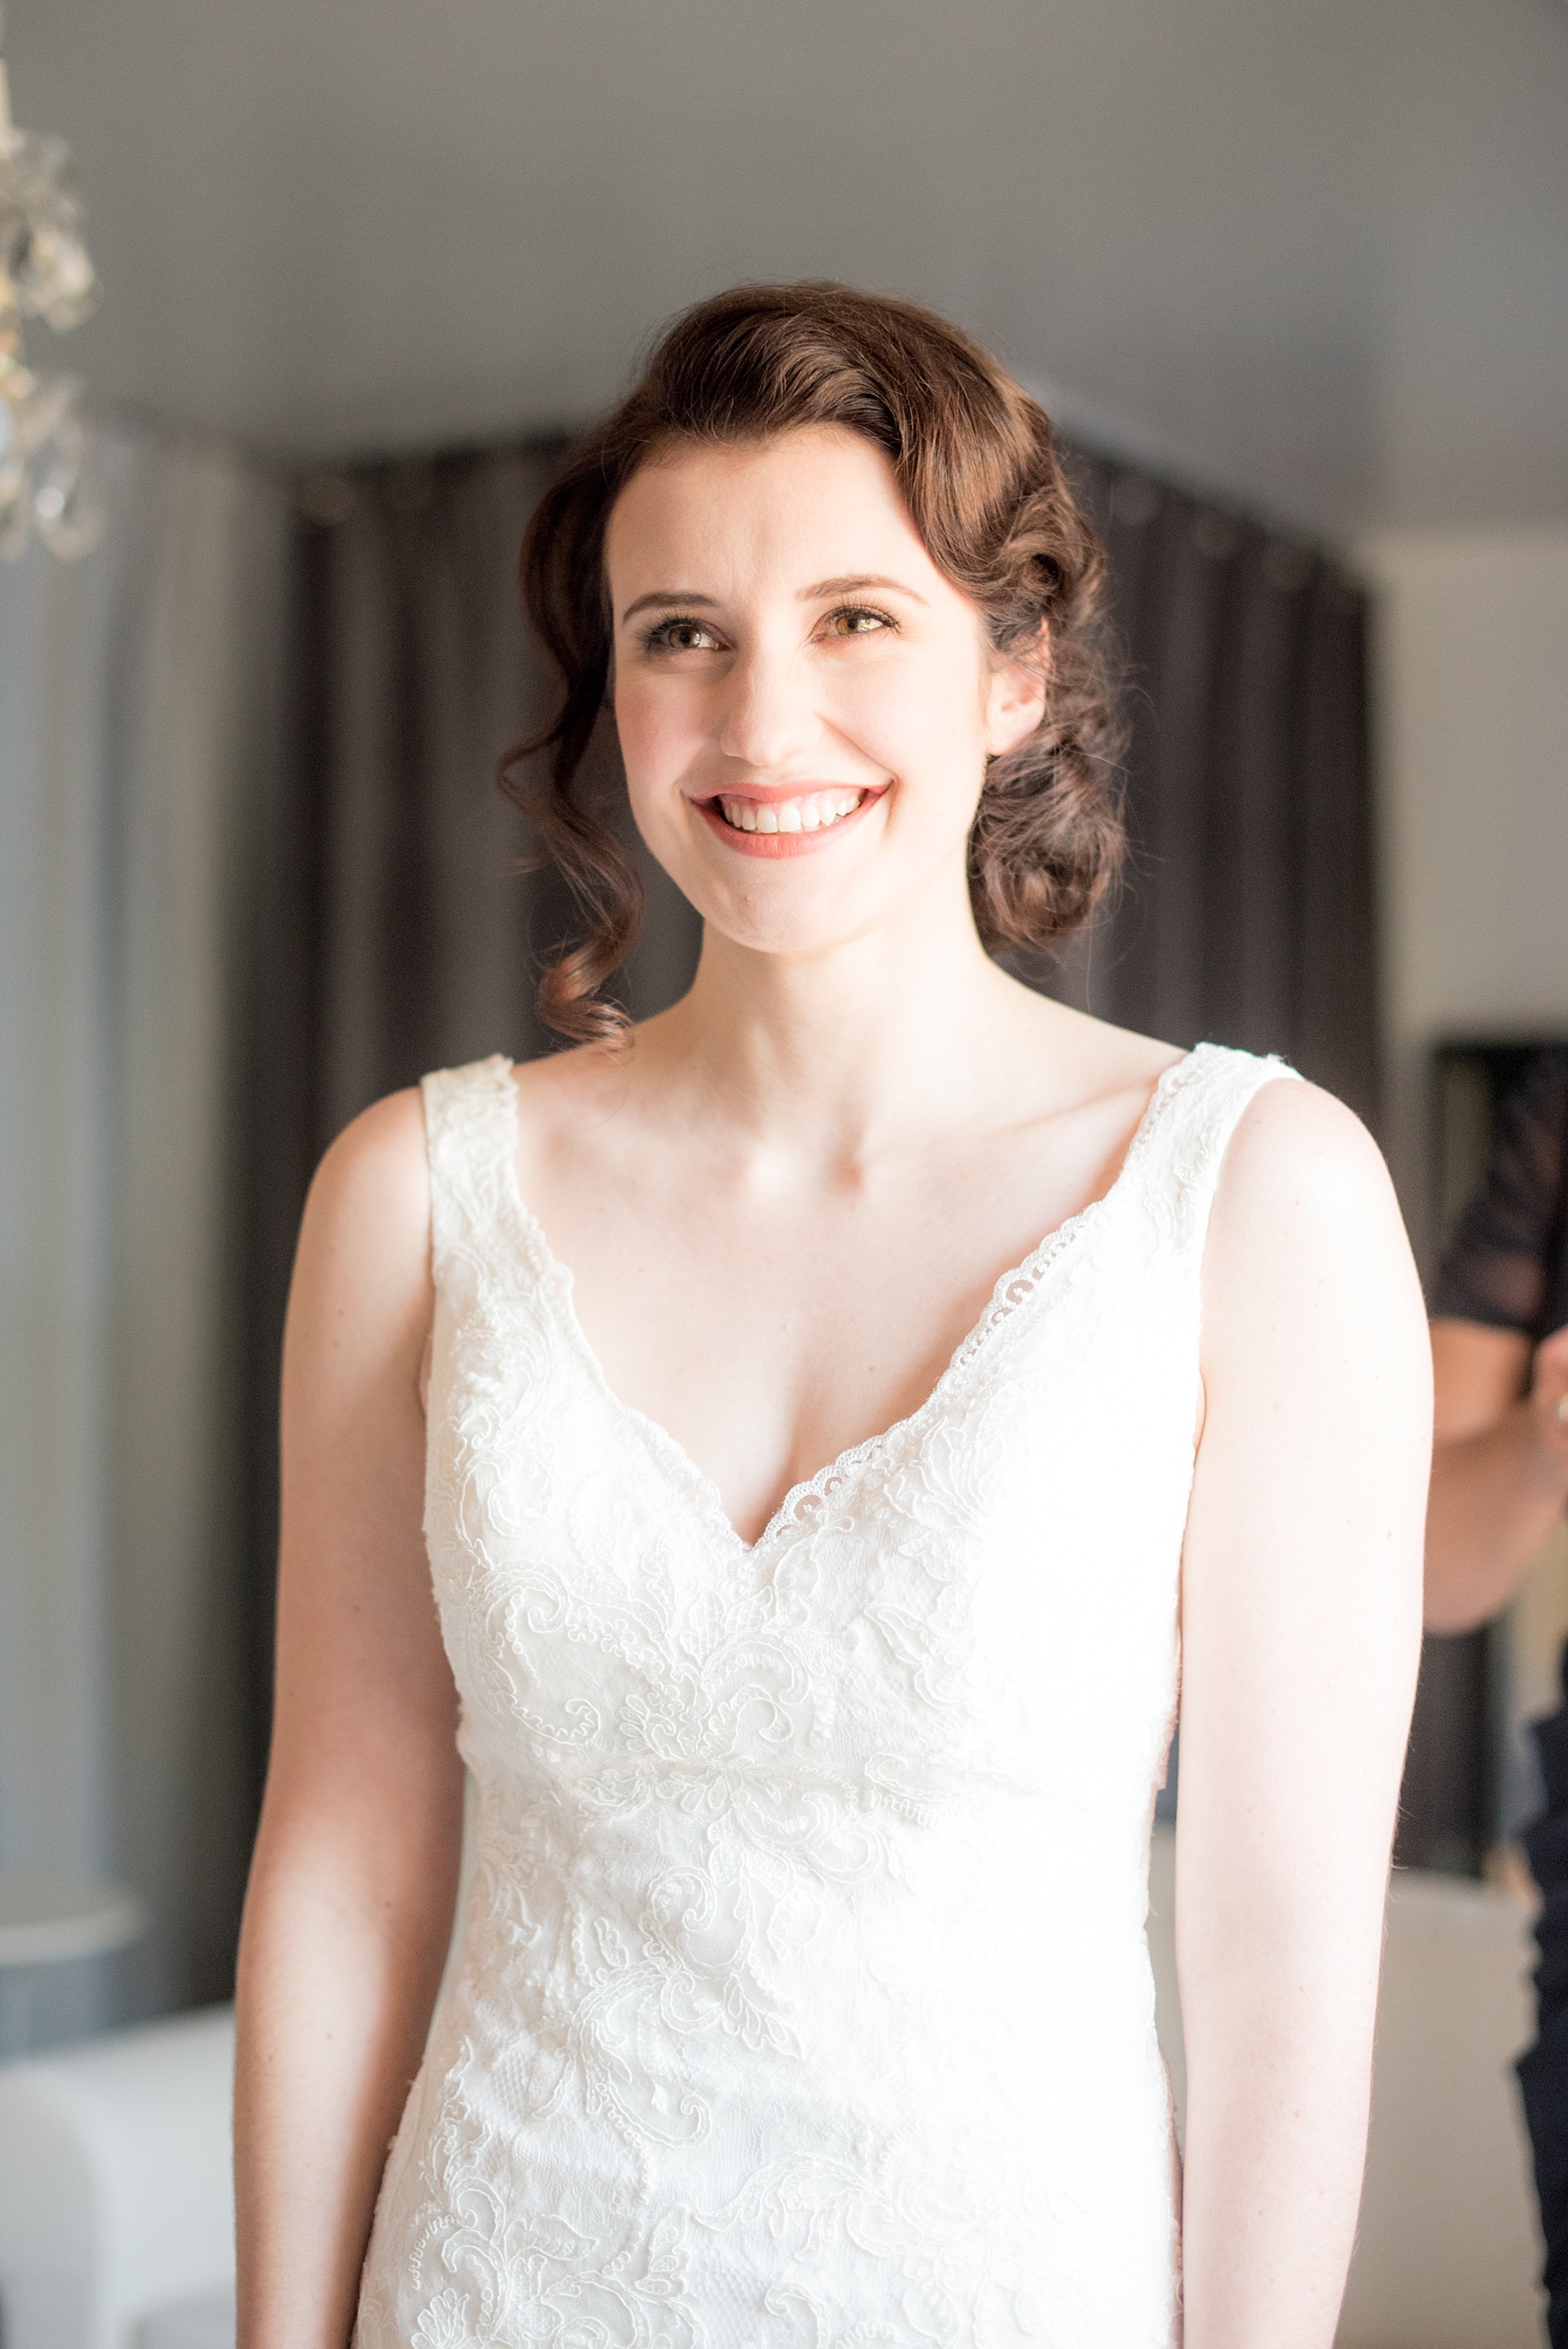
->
xmin=639 ymin=863 xmax=1047 ymax=1163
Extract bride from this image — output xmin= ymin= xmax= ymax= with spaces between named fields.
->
xmin=234 ymin=284 xmax=1429 ymax=2349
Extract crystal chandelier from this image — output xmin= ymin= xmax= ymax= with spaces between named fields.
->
xmin=0 ymin=3 xmax=101 ymax=558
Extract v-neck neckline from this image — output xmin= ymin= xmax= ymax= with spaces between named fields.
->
xmin=490 ymin=1046 xmax=1205 ymax=1557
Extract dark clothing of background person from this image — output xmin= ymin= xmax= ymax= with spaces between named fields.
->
xmin=1433 ymin=1051 xmax=1568 ymax=1344
xmin=1432 ymin=1046 xmax=1568 ymax=2346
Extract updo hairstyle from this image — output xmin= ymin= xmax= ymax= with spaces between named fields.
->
xmin=503 ymin=281 xmax=1123 ymax=1041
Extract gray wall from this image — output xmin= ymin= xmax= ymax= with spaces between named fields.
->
xmin=8 ymin=0 xmax=1568 ymax=532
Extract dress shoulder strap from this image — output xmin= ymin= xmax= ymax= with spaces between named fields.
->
xmin=420 ymin=1053 xmax=519 ymax=1272
xmin=1140 ymin=1042 xmax=1303 ymax=1258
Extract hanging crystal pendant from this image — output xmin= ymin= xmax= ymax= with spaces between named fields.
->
xmin=0 ymin=7 xmax=101 ymax=559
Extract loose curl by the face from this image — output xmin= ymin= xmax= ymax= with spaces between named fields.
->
xmin=502 ymin=281 xmax=1124 ymax=1042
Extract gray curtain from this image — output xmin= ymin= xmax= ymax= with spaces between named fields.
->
xmin=0 ymin=423 xmax=288 ymax=2049
xmin=1058 ymin=453 xmax=1379 ymax=1126
xmin=244 ymin=432 xmax=1383 ymax=1844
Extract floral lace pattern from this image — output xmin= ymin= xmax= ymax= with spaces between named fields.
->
xmin=356 ymin=1043 xmax=1296 ymax=2349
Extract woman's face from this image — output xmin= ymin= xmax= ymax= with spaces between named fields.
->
xmin=604 ymin=426 xmax=1045 ymax=960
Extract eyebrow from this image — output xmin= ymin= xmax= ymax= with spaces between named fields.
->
xmin=619 ymin=590 xmax=720 ymax=623
xmin=619 ymin=574 xmax=928 ymax=626
xmin=800 ymin=573 xmax=929 ymax=605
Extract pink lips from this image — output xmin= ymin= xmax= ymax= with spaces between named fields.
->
xmin=695 ymin=786 xmax=887 ymax=859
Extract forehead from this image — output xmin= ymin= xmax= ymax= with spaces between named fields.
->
xmin=604 ymin=426 xmax=944 ymax=592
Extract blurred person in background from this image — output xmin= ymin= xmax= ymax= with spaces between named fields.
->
xmin=1426 ymin=1045 xmax=1568 ymax=2347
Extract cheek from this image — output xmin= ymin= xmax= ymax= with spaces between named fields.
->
xmin=830 ymin=653 xmax=989 ymax=791
xmin=612 ymin=674 xmax=696 ymax=803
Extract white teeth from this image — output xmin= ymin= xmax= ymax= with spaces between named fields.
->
xmin=717 ymin=789 xmax=865 ymax=836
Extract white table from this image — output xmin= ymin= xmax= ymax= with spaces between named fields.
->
xmin=0 ymin=1878 xmax=144 ymax=2057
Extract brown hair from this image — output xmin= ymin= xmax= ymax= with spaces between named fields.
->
xmin=502 ymin=281 xmax=1123 ymax=1041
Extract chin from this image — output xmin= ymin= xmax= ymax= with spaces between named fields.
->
xmin=681 ymin=867 xmax=909 ymax=961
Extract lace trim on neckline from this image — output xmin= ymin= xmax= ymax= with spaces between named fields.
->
xmin=469 ymin=1043 xmax=1213 ymax=1558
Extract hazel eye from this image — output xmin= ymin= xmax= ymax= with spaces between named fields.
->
xmin=822 ymin=604 xmax=896 ymax=638
xmin=642 ymin=616 xmax=721 ymax=653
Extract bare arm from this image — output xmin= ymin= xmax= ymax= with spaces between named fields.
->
xmin=1176 ymin=1082 xmax=1430 ymax=2349
xmin=1424 ymin=1318 xmax=1568 ymax=1633
xmin=234 ymin=1091 xmax=464 ymax=2349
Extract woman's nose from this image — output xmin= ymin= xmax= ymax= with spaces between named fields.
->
xmin=717 ymin=645 xmax=816 ymax=770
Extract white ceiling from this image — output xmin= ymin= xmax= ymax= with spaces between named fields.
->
xmin=9 ymin=0 xmax=1568 ymax=533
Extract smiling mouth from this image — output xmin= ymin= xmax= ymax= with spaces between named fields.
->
xmin=714 ymin=788 xmax=866 ymax=835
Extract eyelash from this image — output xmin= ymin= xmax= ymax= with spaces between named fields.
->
xmin=826 ymin=603 xmax=897 ymax=639
xmin=636 ymin=603 xmax=898 ymax=655
xmin=638 ymin=615 xmax=719 ymax=653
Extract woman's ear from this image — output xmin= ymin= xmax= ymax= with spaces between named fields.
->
xmin=981 ymin=626 xmax=1050 ymax=757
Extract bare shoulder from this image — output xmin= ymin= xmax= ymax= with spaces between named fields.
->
xmin=308 ymin=1086 xmax=429 ymax=1228
xmin=1211 ymin=1075 xmax=1397 ymax=1246
xmin=293 ymin=1087 xmax=432 ymax=1318
xmin=510 ymin=1036 xmax=636 ymax=1141
xmin=1003 ymin=987 xmax=1187 ymax=1115
xmin=1204 ymin=1074 xmax=1426 ymax=1377
xmin=508 ymin=1032 xmax=672 ymax=1198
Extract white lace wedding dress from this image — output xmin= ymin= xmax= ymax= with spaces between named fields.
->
xmin=355 ymin=1043 xmax=1294 ymax=2349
